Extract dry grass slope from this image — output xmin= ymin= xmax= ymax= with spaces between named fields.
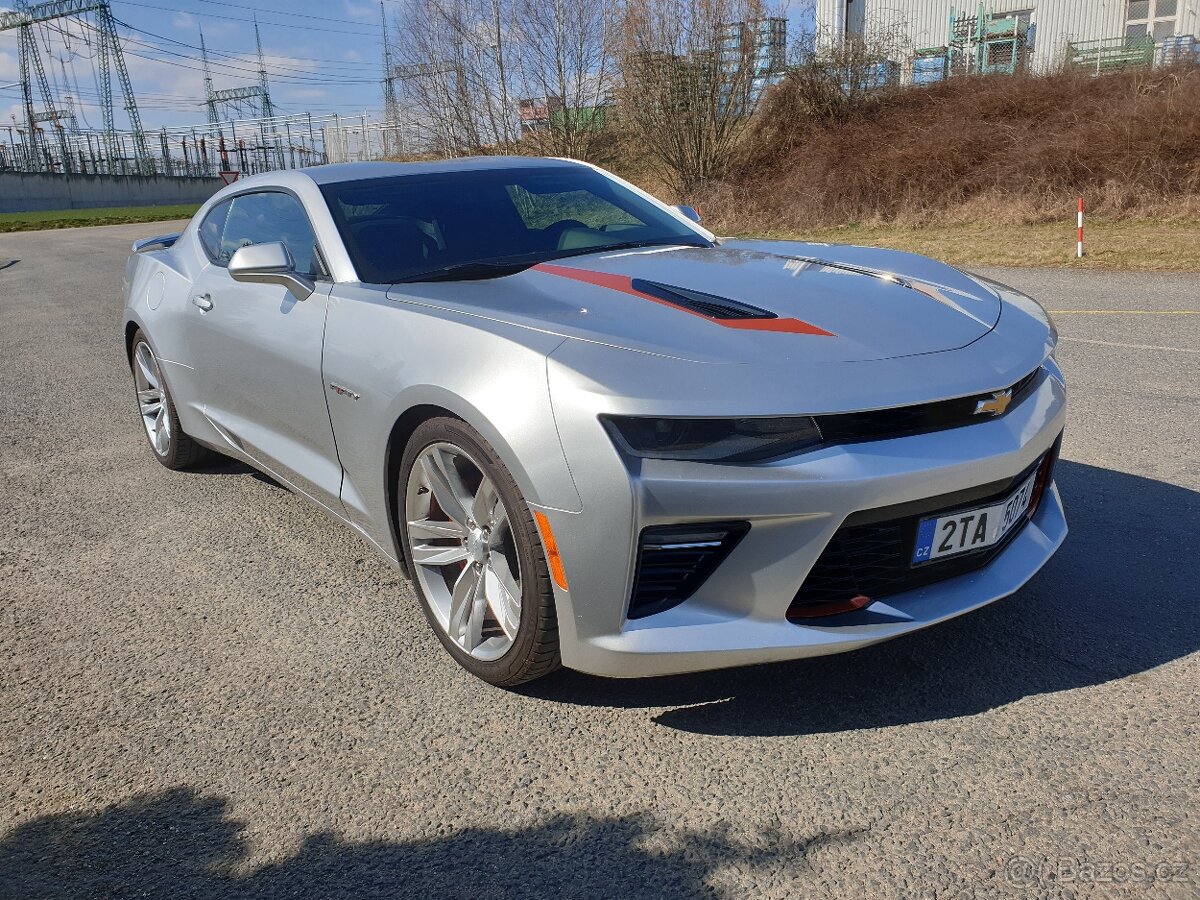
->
xmin=698 ymin=66 xmax=1200 ymax=233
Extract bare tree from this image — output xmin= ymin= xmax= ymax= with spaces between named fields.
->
xmin=783 ymin=17 xmax=913 ymax=121
xmin=615 ymin=0 xmax=776 ymax=197
xmin=393 ymin=0 xmax=523 ymax=155
xmin=391 ymin=0 xmax=614 ymax=159
xmin=513 ymin=0 xmax=615 ymax=159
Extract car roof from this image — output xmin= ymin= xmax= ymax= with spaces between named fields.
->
xmin=298 ymin=156 xmax=586 ymax=186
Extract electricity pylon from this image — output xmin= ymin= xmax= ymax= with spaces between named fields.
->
xmin=380 ymin=0 xmax=400 ymax=157
xmin=1 ymin=0 xmax=151 ymax=173
xmin=201 ymin=22 xmax=277 ymax=125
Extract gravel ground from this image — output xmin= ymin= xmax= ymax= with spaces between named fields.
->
xmin=1 ymin=223 xmax=1197 ymax=899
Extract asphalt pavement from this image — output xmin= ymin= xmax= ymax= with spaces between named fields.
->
xmin=1 ymin=223 xmax=1197 ymax=899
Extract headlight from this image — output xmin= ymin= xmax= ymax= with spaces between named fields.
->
xmin=602 ymin=415 xmax=823 ymax=463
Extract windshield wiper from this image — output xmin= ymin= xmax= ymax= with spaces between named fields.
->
xmin=397 ymin=248 xmax=559 ymax=283
xmin=399 ymin=260 xmax=538 ymax=283
xmin=547 ymin=238 xmax=710 ymax=261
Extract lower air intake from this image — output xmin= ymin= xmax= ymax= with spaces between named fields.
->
xmin=787 ymin=440 xmax=1060 ymax=621
xmin=628 ymin=522 xmax=749 ymax=620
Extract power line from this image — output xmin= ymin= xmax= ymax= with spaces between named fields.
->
xmin=46 ymin=13 xmax=382 ymax=86
xmin=114 ymin=0 xmax=383 ymax=37
xmin=119 ymin=46 xmax=383 ymax=85
xmin=178 ymin=0 xmax=388 ymax=31
xmin=107 ymin=18 xmax=381 ymax=78
xmin=102 ymin=14 xmax=381 ymax=70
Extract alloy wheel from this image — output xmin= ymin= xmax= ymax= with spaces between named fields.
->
xmin=133 ymin=341 xmax=171 ymax=456
xmin=404 ymin=442 xmax=523 ymax=661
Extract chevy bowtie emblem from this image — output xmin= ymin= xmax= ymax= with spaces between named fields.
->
xmin=974 ymin=388 xmax=1012 ymax=417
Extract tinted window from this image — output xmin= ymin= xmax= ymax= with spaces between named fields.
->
xmin=214 ymin=191 xmax=323 ymax=277
xmin=198 ymin=200 xmax=230 ymax=262
xmin=320 ymin=166 xmax=708 ymax=284
xmin=507 ymin=185 xmax=642 ymax=231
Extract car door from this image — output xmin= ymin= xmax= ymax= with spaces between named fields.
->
xmin=186 ymin=189 xmax=344 ymax=508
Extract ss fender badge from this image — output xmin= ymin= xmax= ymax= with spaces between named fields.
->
xmin=974 ymin=388 xmax=1012 ymax=417
xmin=329 ymin=383 xmax=361 ymax=401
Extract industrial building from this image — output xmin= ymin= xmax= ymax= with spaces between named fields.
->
xmin=814 ymin=1 xmax=1200 ymax=80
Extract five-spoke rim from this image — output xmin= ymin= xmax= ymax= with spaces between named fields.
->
xmin=133 ymin=341 xmax=171 ymax=456
xmin=405 ymin=442 xmax=522 ymax=661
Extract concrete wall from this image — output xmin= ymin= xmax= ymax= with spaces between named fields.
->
xmin=0 ymin=172 xmax=223 ymax=214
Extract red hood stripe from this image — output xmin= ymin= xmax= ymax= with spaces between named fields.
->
xmin=533 ymin=263 xmax=835 ymax=337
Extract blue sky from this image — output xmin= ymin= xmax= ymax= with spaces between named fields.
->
xmin=1 ymin=0 xmax=814 ymax=132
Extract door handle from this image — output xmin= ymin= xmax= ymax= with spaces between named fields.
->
xmin=191 ymin=293 xmax=213 ymax=311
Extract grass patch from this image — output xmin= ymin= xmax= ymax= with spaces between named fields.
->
xmin=0 ymin=204 xmax=199 ymax=232
xmin=747 ymin=219 xmax=1200 ymax=272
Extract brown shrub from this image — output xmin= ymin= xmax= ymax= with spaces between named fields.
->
xmin=697 ymin=65 xmax=1200 ymax=231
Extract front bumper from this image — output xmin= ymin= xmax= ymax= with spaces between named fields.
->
xmin=540 ymin=365 xmax=1068 ymax=678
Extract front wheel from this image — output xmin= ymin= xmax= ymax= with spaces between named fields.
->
xmin=399 ymin=417 xmax=560 ymax=686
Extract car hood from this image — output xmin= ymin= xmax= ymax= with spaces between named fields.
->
xmin=386 ymin=239 xmax=1002 ymax=364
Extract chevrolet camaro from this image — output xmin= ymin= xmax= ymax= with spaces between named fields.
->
xmin=122 ymin=157 xmax=1067 ymax=686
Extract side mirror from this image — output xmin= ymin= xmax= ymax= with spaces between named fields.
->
xmin=673 ymin=204 xmax=701 ymax=224
xmin=228 ymin=241 xmax=315 ymax=301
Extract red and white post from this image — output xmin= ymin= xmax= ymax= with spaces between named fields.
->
xmin=1077 ymin=197 xmax=1084 ymax=258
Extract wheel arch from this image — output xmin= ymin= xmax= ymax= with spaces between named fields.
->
xmin=383 ymin=403 xmax=459 ymax=577
xmin=124 ymin=318 xmax=142 ymax=366
xmin=379 ymin=384 xmax=577 ymax=578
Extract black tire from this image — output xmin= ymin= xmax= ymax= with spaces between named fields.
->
xmin=399 ymin=417 xmax=561 ymax=687
xmin=129 ymin=329 xmax=210 ymax=470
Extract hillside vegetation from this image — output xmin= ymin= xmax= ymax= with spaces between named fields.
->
xmin=691 ymin=65 xmax=1200 ymax=233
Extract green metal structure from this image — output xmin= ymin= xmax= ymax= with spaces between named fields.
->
xmin=1066 ymin=35 xmax=1156 ymax=73
xmin=946 ymin=4 xmax=1032 ymax=77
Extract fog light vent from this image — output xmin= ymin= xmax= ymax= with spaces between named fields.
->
xmin=628 ymin=522 xmax=749 ymax=620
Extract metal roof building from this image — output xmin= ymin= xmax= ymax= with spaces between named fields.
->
xmin=814 ymin=1 xmax=1200 ymax=77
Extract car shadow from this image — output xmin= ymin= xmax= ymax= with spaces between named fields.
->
xmin=191 ymin=454 xmax=288 ymax=492
xmin=0 ymin=787 xmax=822 ymax=900
xmin=522 ymin=461 xmax=1200 ymax=736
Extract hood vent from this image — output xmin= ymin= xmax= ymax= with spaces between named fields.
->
xmin=630 ymin=278 xmax=777 ymax=321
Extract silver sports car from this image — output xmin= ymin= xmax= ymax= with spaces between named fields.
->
xmin=122 ymin=157 xmax=1066 ymax=686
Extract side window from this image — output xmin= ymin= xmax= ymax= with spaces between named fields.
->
xmin=218 ymin=191 xmax=324 ymax=277
xmin=197 ymin=200 xmax=231 ymax=263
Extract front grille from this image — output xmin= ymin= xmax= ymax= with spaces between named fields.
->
xmin=629 ymin=522 xmax=749 ymax=619
xmin=787 ymin=438 xmax=1060 ymax=621
xmin=814 ymin=367 xmax=1042 ymax=446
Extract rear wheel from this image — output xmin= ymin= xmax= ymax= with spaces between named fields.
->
xmin=399 ymin=418 xmax=560 ymax=686
xmin=130 ymin=330 xmax=208 ymax=469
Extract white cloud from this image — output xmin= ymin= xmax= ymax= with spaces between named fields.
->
xmin=0 ymin=48 xmax=18 ymax=81
xmin=343 ymin=0 xmax=377 ymax=21
xmin=282 ymin=87 xmax=331 ymax=102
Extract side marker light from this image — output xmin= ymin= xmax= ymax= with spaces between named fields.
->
xmin=534 ymin=511 xmax=569 ymax=591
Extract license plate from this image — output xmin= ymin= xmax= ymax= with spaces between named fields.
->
xmin=911 ymin=471 xmax=1038 ymax=565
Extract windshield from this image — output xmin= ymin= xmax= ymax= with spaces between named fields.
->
xmin=319 ymin=165 xmax=710 ymax=284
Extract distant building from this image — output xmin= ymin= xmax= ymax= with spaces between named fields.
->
xmin=814 ymin=1 xmax=1200 ymax=79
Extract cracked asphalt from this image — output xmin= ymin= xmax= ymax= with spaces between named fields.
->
xmin=1 ymin=223 xmax=1197 ymax=899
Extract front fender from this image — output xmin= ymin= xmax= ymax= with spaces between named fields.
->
xmin=321 ymin=284 xmax=584 ymax=557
